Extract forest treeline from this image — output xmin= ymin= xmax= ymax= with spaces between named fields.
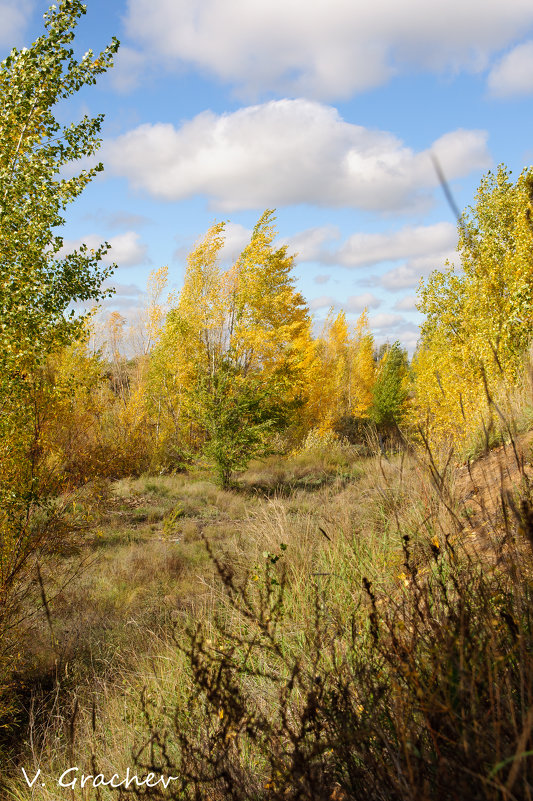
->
xmin=15 ymin=162 xmax=533 ymax=496
xmin=44 ymin=211 xmax=407 ymax=490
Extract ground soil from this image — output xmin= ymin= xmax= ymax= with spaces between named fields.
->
xmin=454 ymin=432 xmax=533 ymax=558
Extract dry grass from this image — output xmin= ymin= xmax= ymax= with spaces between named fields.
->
xmin=3 ymin=435 xmax=533 ymax=800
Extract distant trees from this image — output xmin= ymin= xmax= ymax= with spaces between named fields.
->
xmin=372 ymin=342 xmax=409 ymax=433
xmin=304 ymin=309 xmax=376 ymax=440
xmin=118 ymin=163 xmax=533 ymax=468
xmin=143 ymin=210 xmax=419 ymax=481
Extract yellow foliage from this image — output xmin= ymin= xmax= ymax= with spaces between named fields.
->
xmin=145 ymin=265 xmax=169 ymax=351
xmin=349 ymin=309 xmax=375 ymax=417
xmin=305 ymin=308 xmax=376 ymax=434
xmin=150 ymin=212 xmax=315 ymax=454
xmin=414 ymin=165 xmax=533 ymax=448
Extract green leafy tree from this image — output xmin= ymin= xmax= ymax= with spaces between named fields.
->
xmin=191 ymin=359 xmax=292 ymax=488
xmin=372 ymin=342 xmax=409 ymax=435
xmin=0 ymin=0 xmax=118 ymax=712
xmin=0 ymin=1 xmax=118 ymax=362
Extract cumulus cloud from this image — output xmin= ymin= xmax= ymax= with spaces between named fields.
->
xmin=105 ymin=232 xmax=149 ymax=266
xmin=380 ymin=249 xmax=457 ymax=290
xmin=0 ymin=1 xmax=33 ymax=48
xmin=218 ymin=222 xmax=253 ymax=263
xmin=104 ymin=100 xmax=490 ymax=212
xmin=282 ymin=225 xmax=340 ymax=263
xmin=310 ymin=295 xmax=337 ymax=311
xmin=337 ymin=222 xmax=457 ymax=268
xmin=369 ymin=312 xmax=404 ymax=330
xmin=60 ymin=232 xmax=149 ymax=267
xmin=347 ymin=293 xmax=381 ymax=312
xmin=280 ymin=221 xmax=457 ymax=287
xmin=309 ymin=292 xmax=380 ymax=312
xmin=488 ymin=40 xmax=533 ymax=96
xmin=124 ymin=0 xmax=533 ymax=100
xmin=394 ymin=295 xmax=419 ymax=311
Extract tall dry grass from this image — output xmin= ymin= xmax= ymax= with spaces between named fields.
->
xmin=3 ymin=429 xmax=533 ymax=800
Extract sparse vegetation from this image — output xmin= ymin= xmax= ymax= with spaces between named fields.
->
xmin=3 ymin=434 xmax=533 ymax=800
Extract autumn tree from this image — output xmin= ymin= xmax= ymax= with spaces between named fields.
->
xmin=349 ymin=309 xmax=376 ymax=418
xmin=149 ymin=222 xmax=227 ymax=463
xmin=414 ymin=165 xmax=533 ymax=447
xmin=226 ymin=212 xmax=313 ymax=381
xmin=312 ymin=310 xmax=351 ymax=432
xmin=150 ymin=212 xmax=314 ymax=480
xmin=0 ymin=0 xmax=118 ymax=709
xmin=305 ymin=308 xmax=375 ymax=441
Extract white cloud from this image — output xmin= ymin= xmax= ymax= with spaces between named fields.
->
xmin=310 ymin=295 xmax=336 ymax=311
xmin=124 ymin=0 xmax=533 ymax=100
xmin=309 ymin=292 xmax=380 ymax=312
xmin=218 ymin=222 xmax=253 ymax=263
xmin=278 ymin=221 xmax=458 ymax=288
xmin=106 ymin=232 xmax=149 ymax=266
xmin=380 ymin=249 xmax=457 ymax=290
xmin=0 ymin=1 xmax=33 ymax=48
xmin=338 ymin=222 xmax=457 ymax=268
xmin=394 ymin=295 xmax=419 ymax=311
xmin=347 ymin=293 xmax=381 ymax=312
xmin=314 ymin=274 xmax=331 ymax=285
xmin=369 ymin=312 xmax=404 ymax=330
xmin=104 ymin=100 xmax=490 ymax=212
xmin=281 ymin=225 xmax=340 ymax=262
xmin=487 ymin=40 xmax=533 ymax=96
xmin=61 ymin=232 xmax=149 ymax=267
xmin=380 ymin=265 xmax=420 ymax=291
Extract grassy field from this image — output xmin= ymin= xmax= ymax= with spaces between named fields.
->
xmin=3 ymin=435 xmax=533 ymax=800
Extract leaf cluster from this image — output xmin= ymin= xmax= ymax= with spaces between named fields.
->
xmin=0 ymin=0 xmax=119 ymax=364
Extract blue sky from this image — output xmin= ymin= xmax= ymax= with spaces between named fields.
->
xmin=3 ymin=0 xmax=533 ymax=351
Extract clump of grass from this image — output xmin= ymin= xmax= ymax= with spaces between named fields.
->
xmin=238 ymin=446 xmax=363 ymax=497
